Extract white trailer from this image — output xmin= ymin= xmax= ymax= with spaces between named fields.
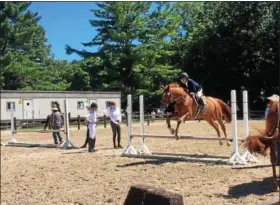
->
xmin=1 ymin=90 xmax=121 ymax=120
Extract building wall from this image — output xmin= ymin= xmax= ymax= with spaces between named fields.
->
xmin=1 ymin=91 xmax=121 ymax=120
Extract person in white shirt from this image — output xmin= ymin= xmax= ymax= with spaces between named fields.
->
xmin=87 ymin=102 xmax=98 ymax=152
xmin=109 ymin=102 xmax=122 ymax=148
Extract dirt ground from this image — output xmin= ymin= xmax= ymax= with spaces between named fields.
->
xmin=1 ymin=120 xmax=278 ymax=205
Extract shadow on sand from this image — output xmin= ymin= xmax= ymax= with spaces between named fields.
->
xmin=227 ymin=177 xmax=279 ymax=198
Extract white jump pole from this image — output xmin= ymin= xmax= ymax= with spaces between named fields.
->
xmin=60 ymin=99 xmax=75 ymax=149
xmin=138 ymin=95 xmax=151 ymax=155
xmin=241 ymin=90 xmax=258 ymax=162
xmin=228 ymin=90 xmax=247 ymax=165
xmin=9 ymin=108 xmax=17 ymax=143
xmin=123 ymin=95 xmax=137 ymax=155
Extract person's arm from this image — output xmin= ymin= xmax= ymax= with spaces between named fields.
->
xmin=116 ymin=109 xmax=122 ymax=123
xmin=190 ymin=79 xmax=201 ymax=91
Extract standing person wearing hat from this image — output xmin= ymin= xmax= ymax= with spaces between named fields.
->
xmin=80 ymin=103 xmax=91 ymax=148
xmin=87 ymin=102 xmax=98 ymax=152
xmin=265 ymin=94 xmax=280 ymax=119
xmin=50 ymin=104 xmax=63 ymax=144
xmin=109 ymin=102 xmax=122 ymax=148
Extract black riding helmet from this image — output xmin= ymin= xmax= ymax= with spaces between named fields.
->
xmin=181 ymin=72 xmax=189 ymax=79
xmin=90 ymin=102 xmax=98 ymax=109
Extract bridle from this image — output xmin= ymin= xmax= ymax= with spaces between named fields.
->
xmin=162 ymin=90 xmax=186 ymax=105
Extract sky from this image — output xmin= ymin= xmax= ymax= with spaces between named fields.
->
xmin=29 ymin=2 xmax=99 ymax=61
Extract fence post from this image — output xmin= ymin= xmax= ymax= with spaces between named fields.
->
xmin=44 ymin=115 xmax=50 ymax=130
xmin=147 ymin=113 xmax=150 ymax=126
xmin=13 ymin=117 xmax=17 ymax=131
xmin=104 ymin=114 xmax=107 ymax=128
xmin=77 ymin=115 xmax=80 ymax=130
xmin=60 ymin=99 xmax=75 ymax=149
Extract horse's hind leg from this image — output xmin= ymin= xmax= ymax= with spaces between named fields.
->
xmin=205 ymin=117 xmax=222 ymax=145
xmin=217 ymin=118 xmax=230 ymax=146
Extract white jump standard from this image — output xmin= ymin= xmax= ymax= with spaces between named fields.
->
xmin=228 ymin=90 xmax=247 ymax=165
xmin=240 ymin=90 xmax=258 ymax=163
xmin=122 ymin=90 xmax=256 ymax=165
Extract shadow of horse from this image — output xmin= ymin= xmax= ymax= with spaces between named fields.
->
xmin=227 ymin=177 xmax=279 ymax=197
xmin=117 ymin=157 xmax=229 ymax=168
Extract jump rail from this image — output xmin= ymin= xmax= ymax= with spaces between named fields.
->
xmin=14 ymin=129 xmax=64 ymax=133
xmin=130 ymin=134 xmax=244 ymax=142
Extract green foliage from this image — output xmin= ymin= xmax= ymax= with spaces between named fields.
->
xmin=1 ymin=2 xmax=279 ymax=110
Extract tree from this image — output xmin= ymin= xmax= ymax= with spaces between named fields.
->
xmin=0 ymin=2 xmax=51 ymax=90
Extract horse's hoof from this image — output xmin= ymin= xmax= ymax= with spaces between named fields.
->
xmin=219 ymin=141 xmax=223 ymax=146
xmin=175 ymin=135 xmax=180 ymax=140
xmin=226 ymin=141 xmax=231 ymax=146
xmin=170 ymin=129 xmax=175 ymax=135
xmin=272 ymin=186 xmax=279 ymax=192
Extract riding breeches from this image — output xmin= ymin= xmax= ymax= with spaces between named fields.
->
xmin=197 ymin=89 xmax=203 ymax=98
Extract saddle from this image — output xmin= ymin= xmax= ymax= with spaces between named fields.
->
xmin=189 ymin=92 xmax=206 ymax=107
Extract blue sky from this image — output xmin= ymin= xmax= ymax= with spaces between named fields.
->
xmin=30 ymin=2 xmax=98 ymax=61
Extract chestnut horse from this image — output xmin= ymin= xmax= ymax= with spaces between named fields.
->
xmin=161 ymin=83 xmax=232 ymax=145
xmin=245 ymin=100 xmax=280 ymax=192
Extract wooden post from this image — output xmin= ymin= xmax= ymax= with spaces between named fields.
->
xmin=104 ymin=114 xmax=106 ymax=128
xmin=147 ymin=113 xmax=150 ymax=126
xmin=44 ymin=115 xmax=51 ymax=130
xmin=77 ymin=115 xmax=80 ymax=130
xmin=68 ymin=112 xmax=71 ymax=121
xmin=13 ymin=117 xmax=17 ymax=131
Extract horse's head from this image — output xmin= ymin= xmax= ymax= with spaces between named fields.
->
xmin=161 ymin=83 xmax=188 ymax=108
xmin=161 ymin=84 xmax=171 ymax=107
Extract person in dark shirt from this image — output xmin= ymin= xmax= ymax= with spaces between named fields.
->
xmin=50 ymin=104 xmax=63 ymax=144
xmin=178 ymin=72 xmax=206 ymax=112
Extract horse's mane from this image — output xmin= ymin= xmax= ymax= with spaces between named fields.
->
xmin=168 ymin=82 xmax=179 ymax=88
xmin=166 ymin=83 xmax=186 ymax=96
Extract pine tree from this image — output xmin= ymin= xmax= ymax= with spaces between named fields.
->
xmin=0 ymin=2 xmax=50 ymax=89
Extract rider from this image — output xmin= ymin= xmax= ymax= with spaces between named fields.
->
xmin=178 ymin=72 xmax=206 ymax=112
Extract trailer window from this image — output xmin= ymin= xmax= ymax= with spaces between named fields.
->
xmin=77 ymin=101 xmax=85 ymax=109
xmin=106 ymin=101 xmax=111 ymax=108
xmin=7 ymin=102 xmax=15 ymax=111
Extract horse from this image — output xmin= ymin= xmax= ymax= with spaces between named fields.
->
xmin=245 ymin=100 xmax=280 ymax=192
xmin=161 ymin=83 xmax=232 ymax=145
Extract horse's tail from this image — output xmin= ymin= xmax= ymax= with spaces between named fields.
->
xmin=217 ymin=99 xmax=232 ymax=123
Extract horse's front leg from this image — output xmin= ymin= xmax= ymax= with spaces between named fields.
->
xmin=166 ymin=114 xmax=174 ymax=134
xmin=166 ymin=113 xmax=178 ymax=135
xmin=270 ymin=144 xmax=279 ymax=192
xmin=174 ymin=120 xmax=182 ymax=140
xmin=174 ymin=112 xmax=190 ymax=140
xmin=179 ymin=112 xmax=191 ymax=123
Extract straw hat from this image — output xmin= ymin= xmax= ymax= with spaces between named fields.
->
xmin=51 ymin=104 xmax=58 ymax=110
xmin=267 ymin=94 xmax=279 ymax=102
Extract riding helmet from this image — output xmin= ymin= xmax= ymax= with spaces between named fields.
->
xmin=90 ymin=102 xmax=98 ymax=109
xmin=181 ymin=72 xmax=189 ymax=79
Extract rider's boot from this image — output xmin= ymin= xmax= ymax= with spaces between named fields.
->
xmin=199 ymin=98 xmax=206 ymax=113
